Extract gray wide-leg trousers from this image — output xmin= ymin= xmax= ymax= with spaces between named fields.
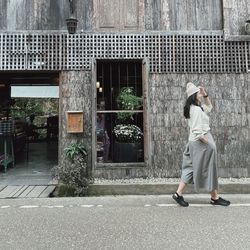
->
xmin=181 ymin=132 xmax=219 ymax=192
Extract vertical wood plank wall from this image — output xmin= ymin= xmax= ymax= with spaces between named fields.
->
xmin=1 ymin=0 xmax=248 ymax=34
xmin=145 ymin=0 xmax=223 ymax=31
xmin=0 ymin=0 xmax=223 ymax=31
xmin=0 ymin=0 xmax=93 ymax=31
xmin=223 ymin=0 xmax=250 ymax=36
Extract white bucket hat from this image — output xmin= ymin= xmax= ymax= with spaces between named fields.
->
xmin=186 ymin=82 xmax=200 ymax=98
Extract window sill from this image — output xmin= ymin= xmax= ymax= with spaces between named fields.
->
xmin=95 ymin=162 xmax=145 ymax=169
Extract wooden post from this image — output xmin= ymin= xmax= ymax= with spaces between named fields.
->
xmin=59 ymin=70 xmax=92 ymax=170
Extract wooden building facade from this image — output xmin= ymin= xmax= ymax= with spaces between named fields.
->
xmin=0 ymin=0 xmax=250 ymax=178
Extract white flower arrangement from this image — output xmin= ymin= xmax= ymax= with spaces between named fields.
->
xmin=113 ymin=124 xmax=143 ymax=143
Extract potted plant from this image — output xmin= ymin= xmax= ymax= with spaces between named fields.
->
xmin=113 ymin=87 xmax=144 ymax=162
xmin=113 ymin=124 xmax=143 ymax=162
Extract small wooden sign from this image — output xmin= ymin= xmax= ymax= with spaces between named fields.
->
xmin=67 ymin=111 xmax=84 ymax=133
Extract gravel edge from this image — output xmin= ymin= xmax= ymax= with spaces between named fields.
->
xmin=94 ymin=177 xmax=250 ymax=185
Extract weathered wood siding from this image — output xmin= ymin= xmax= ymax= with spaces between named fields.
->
xmin=59 ymin=71 xmax=93 ymax=169
xmin=93 ymin=0 xmax=145 ymax=31
xmin=149 ymin=73 xmax=250 ymax=178
xmin=145 ymin=0 xmax=223 ymax=31
xmin=223 ymin=0 xmax=250 ymax=36
xmin=2 ymin=0 xmax=250 ymax=34
xmin=0 ymin=0 xmax=93 ymax=31
xmin=0 ymin=0 xmax=223 ymax=31
xmin=0 ymin=0 xmax=7 ymax=30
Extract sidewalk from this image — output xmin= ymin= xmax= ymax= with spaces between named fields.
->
xmin=88 ymin=177 xmax=250 ymax=196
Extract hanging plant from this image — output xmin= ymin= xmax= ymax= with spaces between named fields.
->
xmin=116 ymin=87 xmax=143 ymax=123
xmin=117 ymin=87 xmax=142 ymax=110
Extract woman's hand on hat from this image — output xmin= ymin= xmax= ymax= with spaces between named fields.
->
xmin=199 ymin=86 xmax=207 ymax=97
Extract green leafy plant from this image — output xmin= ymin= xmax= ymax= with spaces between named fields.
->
xmin=64 ymin=142 xmax=87 ymax=161
xmin=117 ymin=87 xmax=142 ymax=110
xmin=52 ymin=142 xmax=91 ymax=196
xmin=10 ymin=98 xmax=58 ymax=120
xmin=116 ymin=87 xmax=143 ymax=123
xmin=10 ymin=99 xmax=43 ymax=118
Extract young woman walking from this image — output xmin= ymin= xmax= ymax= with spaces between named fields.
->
xmin=172 ymin=82 xmax=230 ymax=207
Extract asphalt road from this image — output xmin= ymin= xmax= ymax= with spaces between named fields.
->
xmin=1 ymin=194 xmax=250 ymax=250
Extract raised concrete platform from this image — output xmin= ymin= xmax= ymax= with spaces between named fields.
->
xmin=87 ymin=178 xmax=250 ymax=196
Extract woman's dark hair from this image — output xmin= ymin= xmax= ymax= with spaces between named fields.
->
xmin=183 ymin=92 xmax=200 ymax=119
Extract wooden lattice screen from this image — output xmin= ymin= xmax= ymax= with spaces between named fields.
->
xmin=0 ymin=33 xmax=249 ymax=73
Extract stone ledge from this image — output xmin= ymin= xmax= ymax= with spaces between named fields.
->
xmin=224 ymin=35 xmax=250 ymax=41
xmin=93 ymin=177 xmax=250 ymax=185
xmin=88 ymin=182 xmax=250 ymax=196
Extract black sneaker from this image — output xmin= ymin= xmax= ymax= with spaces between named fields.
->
xmin=172 ymin=192 xmax=189 ymax=207
xmin=210 ymin=197 xmax=230 ymax=206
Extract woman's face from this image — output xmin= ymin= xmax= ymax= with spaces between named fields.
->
xmin=196 ymin=89 xmax=203 ymax=103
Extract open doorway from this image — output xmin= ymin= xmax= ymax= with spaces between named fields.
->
xmin=0 ymin=72 xmax=59 ymax=185
xmin=95 ymin=60 xmax=145 ymax=164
